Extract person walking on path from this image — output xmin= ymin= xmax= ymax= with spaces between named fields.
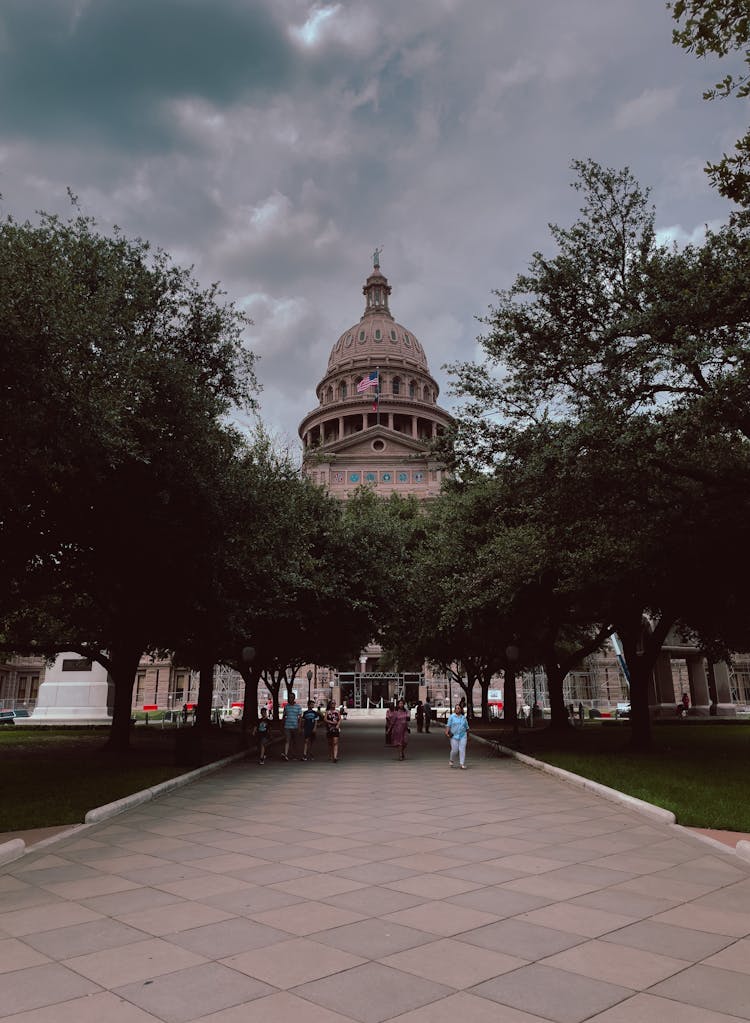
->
xmin=325 ymin=699 xmax=342 ymax=762
xmin=424 ymin=697 xmax=432 ymax=732
xmin=388 ymin=698 xmax=411 ymax=761
xmin=301 ymin=700 xmax=320 ymax=760
xmin=446 ymin=702 xmax=469 ymax=769
xmin=253 ymin=707 xmax=271 ymax=764
xmin=415 ymin=700 xmax=424 ymax=732
xmin=281 ymin=693 xmax=302 ymax=760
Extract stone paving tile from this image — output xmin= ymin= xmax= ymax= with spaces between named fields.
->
xmin=0 ymin=887 xmax=65 ymax=914
xmin=469 ymin=963 xmax=633 ymax=1023
xmin=379 ymin=935 xmax=526 ymax=988
xmin=199 ymin=884 xmax=300 ymax=915
xmin=569 ymin=888 xmax=679 ymax=920
xmin=460 ymin=918 xmax=586 ymax=960
xmin=22 ymin=917 xmax=148 ymax=959
xmin=0 ymin=989 xmax=161 ymax=1023
xmin=649 ymin=963 xmax=750 ymax=1019
xmin=384 ymin=873 xmax=482 ymax=899
xmin=250 ymin=899 xmax=366 ymax=936
xmin=155 ymin=874 xmax=253 ymax=900
xmin=702 ymin=936 xmax=750 ymax=974
xmin=113 ymin=961 xmax=273 ymax=1023
xmin=326 ymin=883 xmax=425 ymax=916
xmin=80 ymin=886 xmax=183 ymax=916
xmin=386 ymin=990 xmax=545 ymax=1023
xmin=332 ymin=861 xmax=421 ymax=885
xmin=0 ymin=936 xmax=51 ymax=972
xmin=221 ymin=935 xmax=365 ymax=987
xmin=63 ymin=936 xmax=206 ymax=987
xmin=193 ymin=991 xmax=354 ymax=1023
xmin=293 ymin=961 xmax=453 ymax=1023
xmin=586 ymin=992 xmax=745 ymax=1022
xmin=600 ymin=918 xmax=735 ymax=960
xmin=168 ymin=916 xmax=289 ymax=957
xmin=446 ymin=885 xmax=553 ymax=917
xmin=313 ymin=917 xmax=435 ymax=958
xmin=382 ymin=900 xmax=497 ymax=936
xmin=541 ymin=937 xmax=690 ymax=989
xmin=651 ymin=901 xmax=750 ymax=937
xmin=517 ymin=903 xmax=638 ymax=938
xmin=0 ymin=962 xmax=101 ymax=1018
xmin=117 ymin=901 xmax=234 ymax=936
xmin=0 ymin=900 xmax=103 ymax=937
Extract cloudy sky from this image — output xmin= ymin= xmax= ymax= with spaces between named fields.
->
xmin=0 ymin=0 xmax=745 ymax=446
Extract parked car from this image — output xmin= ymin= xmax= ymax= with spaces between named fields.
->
xmin=0 ymin=708 xmax=31 ymax=724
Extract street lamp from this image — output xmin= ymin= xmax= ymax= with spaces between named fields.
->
xmin=307 ymin=669 xmax=313 ymax=703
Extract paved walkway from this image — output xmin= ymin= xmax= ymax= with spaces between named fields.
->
xmin=2 ymin=721 xmax=750 ymax=1023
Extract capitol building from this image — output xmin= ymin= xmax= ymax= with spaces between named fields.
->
xmin=299 ymin=252 xmax=453 ymax=499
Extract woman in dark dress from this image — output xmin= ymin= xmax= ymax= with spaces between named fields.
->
xmin=388 ymin=698 xmax=411 ymax=761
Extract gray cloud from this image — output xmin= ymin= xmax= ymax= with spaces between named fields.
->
xmin=0 ymin=0 xmax=745 ymax=444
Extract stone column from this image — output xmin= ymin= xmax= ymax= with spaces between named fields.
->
xmin=411 ymin=416 xmax=418 ymax=439
xmin=686 ymin=655 xmax=710 ymax=715
xmin=388 ymin=412 xmax=394 ymax=430
xmin=709 ymin=661 xmax=737 ymax=717
xmin=651 ymin=651 xmax=677 ymax=716
xmin=338 ymin=416 xmax=344 ymax=440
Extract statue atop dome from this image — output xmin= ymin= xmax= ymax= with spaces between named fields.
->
xmin=373 ymin=245 xmax=382 ymax=269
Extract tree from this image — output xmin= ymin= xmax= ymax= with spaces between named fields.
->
xmin=669 ymin=0 xmax=750 ymax=204
xmin=447 ymin=160 xmax=750 ymax=746
xmin=0 ymin=210 xmax=257 ymax=749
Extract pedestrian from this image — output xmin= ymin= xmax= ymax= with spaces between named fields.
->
xmin=301 ymin=699 xmax=320 ymax=760
xmin=445 ymin=701 xmax=470 ymax=769
xmin=387 ymin=697 xmax=411 ymax=761
xmin=325 ymin=699 xmax=342 ymax=762
xmin=577 ymin=701 xmax=584 ymax=725
xmin=253 ymin=707 xmax=271 ymax=764
xmin=424 ymin=697 xmax=432 ymax=732
xmin=281 ymin=693 xmax=302 ymax=760
xmin=415 ymin=700 xmax=424 ymax=732
xmin=181 ymin=703 xmax=188 ymax=725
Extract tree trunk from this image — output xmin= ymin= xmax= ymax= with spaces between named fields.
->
xmin=545 ymin=660 xmax=570 ymax=732
xmin=479 ymin=674 xmax=491 ymax=723
xmin=104 ymin=641 xmax=144 ymax=752
xmin=195 ymin=659 xmax=214 ymax=732
xmin=238 ymin=663 xmax=258 ymax=736
xmin=619 ymin=612 xmax=674 ymax=753
xmin=503 ymin=668 xmax=519 ymax=732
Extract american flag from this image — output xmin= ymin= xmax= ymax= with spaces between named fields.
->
xmin=357 ymin=370 xmax=378 ymax=393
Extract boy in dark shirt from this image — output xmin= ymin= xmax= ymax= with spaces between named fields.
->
xmin=301 ymin=700 xmax=320 ymax=761
xmin=253 ymin=707 xmax=271 ymax=764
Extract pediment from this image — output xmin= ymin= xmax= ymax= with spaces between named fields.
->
xmin=321 ymin=424 xmax=431 ymax=458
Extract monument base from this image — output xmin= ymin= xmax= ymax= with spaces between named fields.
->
xmin=29 ymin=653 xmax=113 ymax=726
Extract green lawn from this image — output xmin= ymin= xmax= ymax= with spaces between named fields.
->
xmin=0 ymin=727 xmax=242 ymax=833
xmin=479 ymin=721 xmax=750 ymax=833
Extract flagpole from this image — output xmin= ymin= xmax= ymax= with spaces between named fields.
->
xmin=376 ymin=366 xmax=380 ymax=426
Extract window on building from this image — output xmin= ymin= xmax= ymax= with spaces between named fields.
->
xmin=340 ymin=382 xmax=347 ymax=399
xmin=135 ymin=673 xmax=146 ymax=704
xmin=392 ymin=377 xmax=401 ymax=395
xmin=409 ymin=380 xmax=416 ymax=398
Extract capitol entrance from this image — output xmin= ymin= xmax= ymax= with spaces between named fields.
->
xmin=337 ymin=671 xmax=423 ymax=709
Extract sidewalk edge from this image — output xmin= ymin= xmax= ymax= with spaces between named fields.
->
xmin=472 ymin=734 xmax=675 ymax=823
xmin=0 ymin=750 xmax=247 ymax=864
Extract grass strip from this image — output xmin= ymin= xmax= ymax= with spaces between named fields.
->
xmin=0 ymin=727 xmax=241 ymax=832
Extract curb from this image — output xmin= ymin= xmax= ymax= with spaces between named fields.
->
xmin=0 ymin=750 xmax=249 ymax=865
xmin=472 ymin=734 xmax=675 ymax=823
xmin=475 ymin=735 xmax=750 ymax=864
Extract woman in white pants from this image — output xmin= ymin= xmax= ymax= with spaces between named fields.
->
xmin=445 ymin=703 xmax=469 ymax=768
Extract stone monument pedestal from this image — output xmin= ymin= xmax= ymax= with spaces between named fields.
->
xmin=28 ymin=653 xmax=113 ymax=725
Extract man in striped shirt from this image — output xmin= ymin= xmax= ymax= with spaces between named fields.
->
xmin=282 ymin=694 xmax=303 ymax=760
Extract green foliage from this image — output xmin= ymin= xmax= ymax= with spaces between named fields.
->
xmin=668 ymin=0 xmax=750 ymax=204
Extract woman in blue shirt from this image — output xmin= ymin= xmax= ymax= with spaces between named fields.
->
xmin=445 ymin=703 xmax=469 ymax=769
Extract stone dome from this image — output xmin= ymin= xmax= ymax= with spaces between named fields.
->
xmin=326 ymin=261 xmax=429 ymax=374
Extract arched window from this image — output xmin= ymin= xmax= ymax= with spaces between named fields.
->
xmin=409 ymin=379 xmax=416 ymax=398
xmin=340 ymin=381 xmax=347 ymax=399
xmin=392 ymin=376 xmax=401 ymax=395
xmin=423 ymin=385 xmax=430 ymax=401
xmin=326 ymin=386 xmax=333 ymax=403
